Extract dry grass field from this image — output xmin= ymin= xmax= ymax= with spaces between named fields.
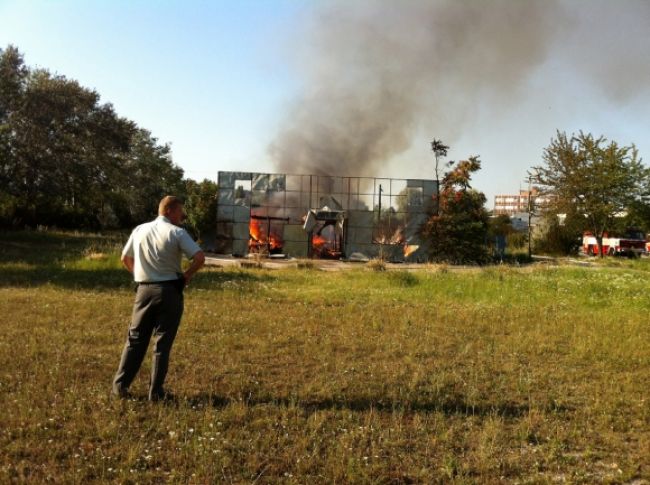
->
xmin=1 ymin=230 xmax=650 ymax=483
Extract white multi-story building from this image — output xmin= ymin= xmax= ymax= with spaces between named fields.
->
xmin=493 ymin=189 xmax=551 ymax=216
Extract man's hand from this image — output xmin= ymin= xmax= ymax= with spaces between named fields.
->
xmin=121 ymin=255 xmax=135 ymax=273
xmin=183 ymin=251 xmax=206 ymax=286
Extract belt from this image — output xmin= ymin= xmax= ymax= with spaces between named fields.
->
xmin=137 ymin=280 xmax=177 ymax=285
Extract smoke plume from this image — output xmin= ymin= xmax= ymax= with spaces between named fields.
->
xmin=269 ymin=0 xmax=650 ymax=177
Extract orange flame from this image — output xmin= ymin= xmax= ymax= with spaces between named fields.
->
xmin=269 ymin=234 xmax=281 ymax=250
xmin=404 ymin=245 xmax=419 ymax=257
xmin=312 ymin=234 xmax=327 ymax=249
xmin=249 ymin=219 xmax=283 ymax=253
xmin=311 ymin=232 xmax=341 ymax=258
xmin=250 ymin=219 xmax=263 ymax=242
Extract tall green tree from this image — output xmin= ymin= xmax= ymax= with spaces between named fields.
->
xmin=183 ymin=178 xmax=218 ymax=245
xmin=114 ymin=129 xmax=185 ymax=226
xmin=0 ymin=45 xmax=28 ymax=222
xmin=421 ymin=156 xmax=490 ymax=263
xmin=532 ymin=131 xmax=648 ymax=256
xmin=1 ymin=45 xmax=136 ymax=227
xmin=431 ymin=138 xmax=451 ymax=215
xmin=618 ymin=199 xmax=650 ymax=235
xmin=0 ymin=45 xmax=186 ymax=229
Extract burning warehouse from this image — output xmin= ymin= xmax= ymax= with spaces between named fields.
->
xmin=216 ymin=171 xmax=436 ymax=262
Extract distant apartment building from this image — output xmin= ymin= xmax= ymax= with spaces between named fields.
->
xmin=493 ymin=189 xmax=551 ymax=216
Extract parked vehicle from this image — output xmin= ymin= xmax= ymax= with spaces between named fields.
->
xmin=582 ymin=229 xmax=646 ymax=257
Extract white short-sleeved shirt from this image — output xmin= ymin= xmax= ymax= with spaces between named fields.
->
xmin=122 ymin=216 xmax=202 ymax=283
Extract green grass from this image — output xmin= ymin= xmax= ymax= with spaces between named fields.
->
xmin=1 ymin=230 xmax=650 ymax=483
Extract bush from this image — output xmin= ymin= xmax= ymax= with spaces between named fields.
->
xmin=367 ymin=258 xmax=387 ymax=271
xmin=421 ymin=157 xmax=490 ymax=264
xmin=508 ymin=231 xmax=527 ymax=250
xmin=533 ymin=218 xmax=581 ymax=255
xmin=295 ymin=259 xmax=315 ymax=270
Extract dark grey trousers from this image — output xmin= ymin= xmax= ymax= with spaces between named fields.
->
xmin=113 ymin=283 xmax=184 ymax=400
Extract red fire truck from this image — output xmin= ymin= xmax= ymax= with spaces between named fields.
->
xmin=582 ymin=229 xmax=646 ymax=257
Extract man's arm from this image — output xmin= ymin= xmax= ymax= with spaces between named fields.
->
xmin=121 ymin=254 xmax=135 ymax=273
xmin=121 ymin=231 xmax=135 ymax=274
xmin=183 ymin=251 xmax=205 ymax=285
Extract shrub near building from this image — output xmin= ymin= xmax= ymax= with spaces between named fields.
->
xmin=421 ymin=156 xmax=490 ymax=264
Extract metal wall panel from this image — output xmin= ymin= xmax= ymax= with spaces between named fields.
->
xmin=218 ymin=189 xmax=234 ymax=205
xmin=216 ymin=171 xmax=435 ymax=259
xmin=422 ymin=180 xmax=437 ymax=197
xmin=282 ymin=241 xmax=308 ymax=258
xmin=218 ymin=172 xmax=251 ymax=188
xmin=217 ymin=205 xmax=233 ymax=222
xmin=214 ymin=238 xmax=232 ymax=254
xmin=283 ymin=224 xmax=309 ymax=242
xmin=349 ymin=227 xmax=373 ymax=244
xmin=344 ymin=243 xmax=380 ymax=258
xmin=232 ymin=223 xmax=250 ymax=240
xmin=347 ymin=210 xmax=375 ymax=228
xmin=232 ymin=239 xmax=248 ymax=257
xmin=233 ymin=206 xmax=250 ymax=223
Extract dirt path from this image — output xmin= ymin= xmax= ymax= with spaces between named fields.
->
xmin=204 ymin=253 xmax=638 ymax=272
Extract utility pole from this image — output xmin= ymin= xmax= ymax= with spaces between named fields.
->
xmin=377 ymin=183 xmax=384 ymax=259
xmin=526 ymin=175 xmax=535 ymax=258
xmin=377 ymin=184 xmax=383 ymax=220
xmin=431 ymin=139 xmax=450 ymax=216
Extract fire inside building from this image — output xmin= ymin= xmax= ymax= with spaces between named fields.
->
xmin=216 ymin=171 xmax=437 ymax=261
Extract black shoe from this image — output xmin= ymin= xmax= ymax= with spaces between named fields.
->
xmin=111 ymin=388 xmax=132 ymax=400
xmin=149 ymin=390 xmax=176 ymax=403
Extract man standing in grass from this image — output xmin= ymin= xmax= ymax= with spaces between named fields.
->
xmin=112 ymin=196 xmax=205 ymax=401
